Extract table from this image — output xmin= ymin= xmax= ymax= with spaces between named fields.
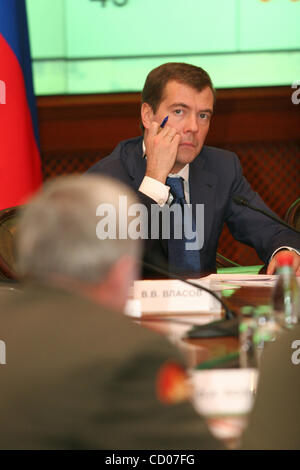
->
xmin=137 ymin=284 xmax=272 ymax=367
xmin=135 ymin=283 xmax=273 ymax=448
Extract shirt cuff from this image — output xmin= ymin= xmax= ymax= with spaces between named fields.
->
xmin=139 ymin=176 xmax=169 ymax=207
xmin=271 ymin=246 xmax=300 ymax=260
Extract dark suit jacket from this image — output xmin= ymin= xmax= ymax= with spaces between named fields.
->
xmin=87 ymin=137 xmax=300 ymax=275
xmin=241 ymin=324 xmax=300 ymax=450
xmin=0 ymin=283 xmax=222 ymax=450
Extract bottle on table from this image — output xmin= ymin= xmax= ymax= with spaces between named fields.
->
xmin=272 ymin=251 xmax=300 ymax=328
xmin=239 ymin=306 xmax=257 ymax=369
xmin=253 ymin=305 xmax=283 ymax=368
xmin=239 ymin=305 xmax=282 ymax=369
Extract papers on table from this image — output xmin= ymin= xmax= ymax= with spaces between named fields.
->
xmin=203 ymin=273 xmax=277 ymax=288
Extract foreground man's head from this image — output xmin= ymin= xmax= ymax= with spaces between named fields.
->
xmin=17 ymin=174 xmax=141 ymax=311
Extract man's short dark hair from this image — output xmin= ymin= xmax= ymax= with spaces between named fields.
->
xmin=141 ymin=62 xmax=215 ymax=113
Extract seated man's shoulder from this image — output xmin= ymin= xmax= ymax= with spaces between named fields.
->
xmin=0 ymin=282 xmax=181 ymax=365
xmin=87 ymin=136 xmax=143 ymax=175
xmin=201 ymin=145 xmax=238 ymax=163
xmin=195 ymin=146 xmax=240 ymax=178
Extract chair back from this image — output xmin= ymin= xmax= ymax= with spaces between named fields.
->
xmin=285 ymin=197 xmax=300 ymax=231
xmin=216 ymin=252 xmax=241 ymax=268
xmin=0 ymin=206 xmax=22 ymax=280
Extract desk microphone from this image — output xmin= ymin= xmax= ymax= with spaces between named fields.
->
xmin=233 ymin=195 xmax=300 ymax=234
xmin=141 ymin=261 xmax=239 ymax=338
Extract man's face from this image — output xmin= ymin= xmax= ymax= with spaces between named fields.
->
xmin=146 ymin=80 xmax=214 ymax=171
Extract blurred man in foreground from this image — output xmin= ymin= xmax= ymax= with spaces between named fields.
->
xmin=0 ymin=175 xmax=221 ymax=450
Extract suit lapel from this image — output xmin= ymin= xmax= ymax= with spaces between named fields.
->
xmin=120 ymin=137 xmax=146 ymax=191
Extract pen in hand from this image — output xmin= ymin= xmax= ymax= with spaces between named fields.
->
xmin=160 ymin=116 xmax=168 ymax=128
xmin=143 ymin=116 xmax=169 ymax=160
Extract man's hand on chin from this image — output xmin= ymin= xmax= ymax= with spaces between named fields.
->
xmin=267 ymin=250 xmax=300 ymax=276
xmin=144 ymin=121 xmax=180 ymax=183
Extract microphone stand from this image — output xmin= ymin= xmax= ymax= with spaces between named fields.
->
xmin=233 ymin=196 xmax=300 ymax=234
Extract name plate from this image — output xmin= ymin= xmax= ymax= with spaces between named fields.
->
xmin=133 ymin=279 xmax=221 ymax=314
xmin=189 ymin=368 xmax=258 ymax=416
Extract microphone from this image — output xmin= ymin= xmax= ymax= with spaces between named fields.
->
xmin=141 ymin=261 xmax=239 ymax=338
xmin=233 ymin=195 xmax=300 ymax=234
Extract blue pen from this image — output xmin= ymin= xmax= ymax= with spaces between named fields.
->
xmin=160 ymin=116 xmax=168 ymax=128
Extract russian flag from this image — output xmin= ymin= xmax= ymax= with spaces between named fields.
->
xmin=0 ymin=0 xmax=42 ymax=210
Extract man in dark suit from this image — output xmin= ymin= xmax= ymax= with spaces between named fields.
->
xmin=0 ymin=175 xmax=222 ymax=450
xmin=87 ymin=62 xmax=300 ymax=277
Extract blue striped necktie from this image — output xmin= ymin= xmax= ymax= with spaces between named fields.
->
xmin=166 ymin=177 xmax=201 ymax=275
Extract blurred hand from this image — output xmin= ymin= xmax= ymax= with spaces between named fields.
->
xmin=267 ymin=250 xmax=300 ymax=276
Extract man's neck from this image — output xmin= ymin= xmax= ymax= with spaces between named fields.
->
xmin=171 ymin=162 xmax=186 ymax=174
xmin=42 ymin=276 xmax=124 ymax=313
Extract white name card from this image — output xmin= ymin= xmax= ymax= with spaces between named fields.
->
xmin=133 ymin=279 xmax=221 ymax=314
xmin=189 ymin=368 xmax=258 ymax=416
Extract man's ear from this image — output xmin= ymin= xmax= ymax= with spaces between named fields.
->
xmin=108 ymin=254 xmax=138 ymax=291
xmin=141 ymin=102 xmax=154 ymax=130
xmin=105 ymin=254 xmax=139 ymax=310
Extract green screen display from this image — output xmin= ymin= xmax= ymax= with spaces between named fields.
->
xmin=26 ymin=0 xmax=300 ymax=95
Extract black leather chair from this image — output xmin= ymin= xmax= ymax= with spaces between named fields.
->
xmin=284 ymin=197 xmax=300 ymax=231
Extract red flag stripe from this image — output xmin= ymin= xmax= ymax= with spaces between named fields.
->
xmin=0 ymin=33 xmax=42 ymax=210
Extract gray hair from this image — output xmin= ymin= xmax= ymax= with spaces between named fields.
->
xmin=17 ymin=175 xmax=141 ymax=284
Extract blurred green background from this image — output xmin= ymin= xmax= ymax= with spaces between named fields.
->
xmin=26 ymin=0 xmax=300 ymax=94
